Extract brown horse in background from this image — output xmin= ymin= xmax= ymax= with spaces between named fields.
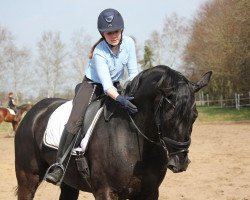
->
xmin=0 ymin=103 xmax=32 ymax=134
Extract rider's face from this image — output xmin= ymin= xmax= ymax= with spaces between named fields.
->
xmin=103 ymin=29 xmax=122 ymax=46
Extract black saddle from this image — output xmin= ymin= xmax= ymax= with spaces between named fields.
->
xmin=76 ymin=96 xmax=118 ymax=145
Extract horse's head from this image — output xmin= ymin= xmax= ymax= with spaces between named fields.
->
xmin=127 ymin=65 xmax=212 ymax=173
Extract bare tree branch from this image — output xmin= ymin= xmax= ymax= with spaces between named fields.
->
xmin=37 ymin=31 xmax=67 ymax=98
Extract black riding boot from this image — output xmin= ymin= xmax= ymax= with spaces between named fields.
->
xmin=45 ymin=129 xmax=74 ymax=185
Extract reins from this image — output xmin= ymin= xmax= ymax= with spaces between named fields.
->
xmin=128 ymin=114 xmax=161 ymax=146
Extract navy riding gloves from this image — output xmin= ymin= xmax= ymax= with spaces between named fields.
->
xmin=116 ymin=95 xmax=138 ymax=114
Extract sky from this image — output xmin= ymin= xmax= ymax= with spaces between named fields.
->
xmin=0 ymin=0 xmax=209 ymax=51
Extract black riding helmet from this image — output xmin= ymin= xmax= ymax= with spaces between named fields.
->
xmin=97 ymin=8 xmax=124 ymax=33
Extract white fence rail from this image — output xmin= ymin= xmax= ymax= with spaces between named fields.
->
xmin=196 ymin=91 xmax=250 ymax=110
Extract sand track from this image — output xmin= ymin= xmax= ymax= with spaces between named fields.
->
xmin=0 ymin=123 xmax=249 ymax=200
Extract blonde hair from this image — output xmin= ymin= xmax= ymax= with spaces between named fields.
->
xmin=89 ymin=38 xmax=104 ymax=59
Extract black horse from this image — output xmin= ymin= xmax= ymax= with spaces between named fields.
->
xmin=15 ymin=65 xmax=212 ymax=200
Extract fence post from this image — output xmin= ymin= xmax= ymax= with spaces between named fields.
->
xmin=220 ymin=95 xmax=223 ymax=108
xmin=237 ymin=94 xmax=240 ymax=110
xmin=235 ymin=93 xmax=238 ymax=109
xmin=207 ymin=94 xmax=210 ymax=107
xmin=199 ymin=92 xmax=202 ymax=106
xmin=201 ymin=91 xmax=204 ymax=106
xmin=249 ymin=91 xmax=250 ymax=105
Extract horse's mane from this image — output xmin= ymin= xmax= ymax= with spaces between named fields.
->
xmin=126 ymin=65 xmax=189 ymax=96
xmin=125 ymin=65 xmax=193 ymax=124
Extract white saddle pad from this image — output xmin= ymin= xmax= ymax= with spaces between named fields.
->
xmin=43 ymin=100 xmax=73 ymax=149
xmin=43 ymin=100 xmax=104 ymax=154
xmin=7 ymin=108 xmax=16 ymax=115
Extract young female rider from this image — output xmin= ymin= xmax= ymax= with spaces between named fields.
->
xmin=45 ymin=8 xmax=139 ymax=185
xmin=8 ymin=92 xmax=17 ymax=113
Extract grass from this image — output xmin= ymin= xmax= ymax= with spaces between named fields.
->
xmin=0 ymin=121 xmax=13 ymax=136
xmin=196 ymin=106 xmax=250 ymax=122
xmin=0 ymin=112 xmax=28 ymax=136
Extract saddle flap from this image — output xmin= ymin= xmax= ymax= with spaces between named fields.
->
xmin=103 ymin=96 xmax=118 ymax=122
xmin=82 ymin=100 xmax=103 ymax=135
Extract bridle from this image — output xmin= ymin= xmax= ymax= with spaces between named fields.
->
xmin=155 ymin=95 xmax=191 ymax=155
xmin=128 ymin=94 xmax=191 ymax=159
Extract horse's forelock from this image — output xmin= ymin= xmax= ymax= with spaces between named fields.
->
xmin=155 ymin=67 xmax=194 ymax=122
xmin=174 ymin=83 xmax=194 ymax=122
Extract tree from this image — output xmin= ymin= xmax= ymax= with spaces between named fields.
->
xmin=0 ymin=26 xmax=14 ymax=84
xmin=145 ymin=14 xmax=189 ymax=69
xmin=5 ymin=46 xmax=31 ymax=103
xmin=145 ymin=31 xmax=164 ymax=66
xmin=0 ymin=26 xmax=31 ymax=103
xmin=183 ymin=0 xmax=250 ymax=98
xmin=162 ymin=13 xmax=189 ymax=68
xmin=37 ymin=31 xmax=67 ymax=98
xmin=141 ymin=45 xmax=154 ymax=69
xmin=70 ymin=29 xmax=92 ymax=84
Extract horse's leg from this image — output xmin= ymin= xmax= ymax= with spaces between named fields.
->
xmin=94 ymin=188 xmax=119 ymax=200
xmin=13 ymin=121 xmax=19 ymax=130
xmin=59 ymin=182 xmax=79 ymax=200
xmin=15 ymin=122 xmax=44 ymax=200
xmin=16 ymin=171 xmax=40 ymax=200
xmin=130 ymin=190 xmax=159 ymax=200
xmin=11 ymin=121 xmax=17 ymax=136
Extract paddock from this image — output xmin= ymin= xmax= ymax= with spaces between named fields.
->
xmin=0 ymin=122 xmax=249 ymax=200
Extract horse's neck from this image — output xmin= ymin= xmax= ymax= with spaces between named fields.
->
xmin=132 ymin=111 xmax=164 ymax=164
xmin=18 ymin=109 xmax=25 ymax=115
xmin=134 ymin=108 xmax=157 ymax=140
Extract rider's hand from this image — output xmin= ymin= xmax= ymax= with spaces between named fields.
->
xmin=116 ymin=95 xmax=138 ymax=114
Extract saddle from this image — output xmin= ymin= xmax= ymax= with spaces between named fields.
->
xmin=43 ymin=96 xmax=119 ymax=151
xmin=75 ymin=96 xmax=118 ymax=146
xmin=6 ymin=108 xmax=16 ymax=115
xmin=76 ymin=82 xmax=129 ymax=147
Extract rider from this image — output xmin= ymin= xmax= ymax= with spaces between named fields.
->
xmin=8 ymin=92 xmax=18 ymax=114
xmin=45 ymin=8 xmax=139 ymax=185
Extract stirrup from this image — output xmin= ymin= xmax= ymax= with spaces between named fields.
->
xmin=44 ymin=163 xmax=65 ymax=186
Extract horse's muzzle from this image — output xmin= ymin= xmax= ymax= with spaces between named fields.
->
xmin=167 ymin=155 xmax=191 ymax=173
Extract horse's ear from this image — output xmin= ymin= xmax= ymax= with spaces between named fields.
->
xmin=192 ymin=71 xmax=213 ymax=92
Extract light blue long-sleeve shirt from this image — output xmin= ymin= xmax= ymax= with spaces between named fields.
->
xmin=85 ymin=35 xmax=139 ymax=92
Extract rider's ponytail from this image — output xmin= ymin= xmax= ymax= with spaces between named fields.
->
xmin=89 ymin=38 xmax=104 ymax=59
